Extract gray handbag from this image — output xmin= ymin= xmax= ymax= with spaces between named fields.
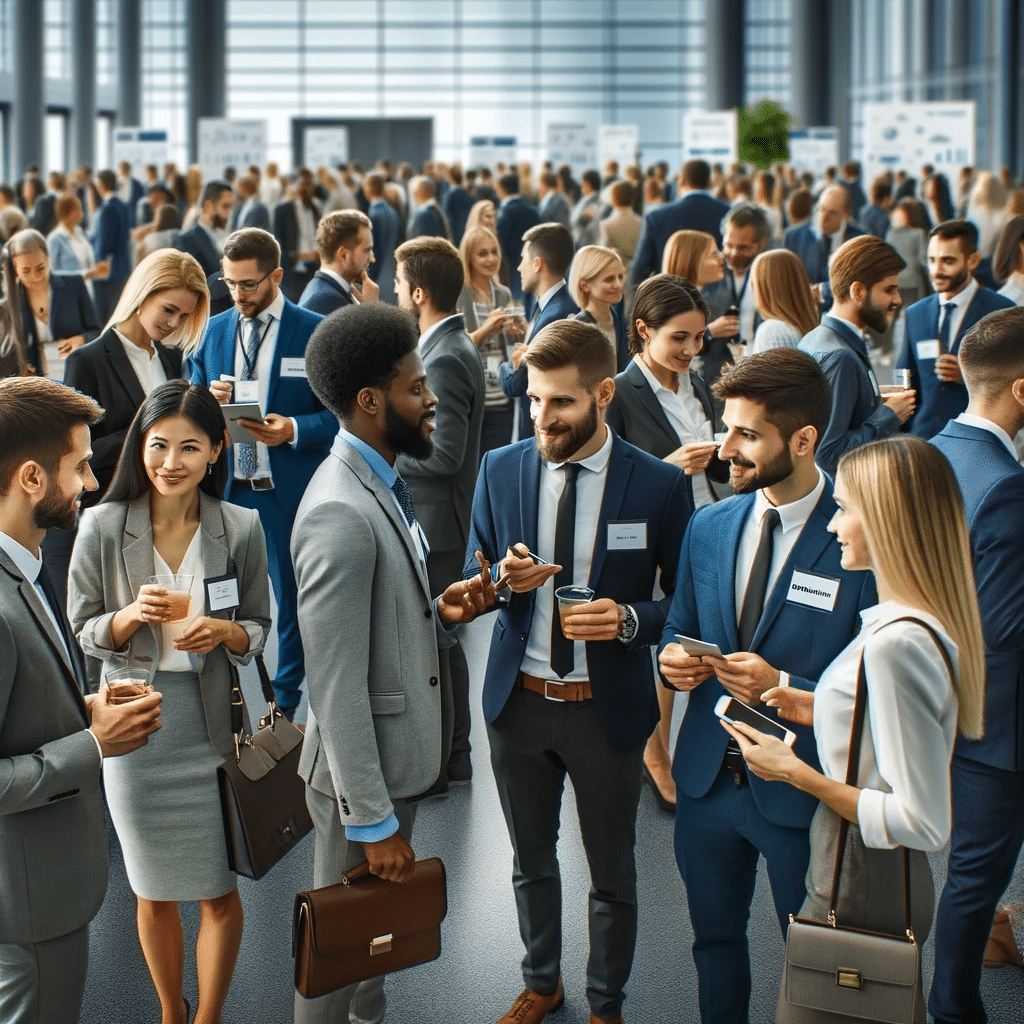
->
xmin=777 ymin=617 xmax=954 ymax=1024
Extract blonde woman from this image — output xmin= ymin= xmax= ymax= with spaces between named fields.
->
xmin=569 ymin=244 xmax=629 ymax=370
xmin=464 ymin=199 xmax=508 ymax=288
xmin=967 ymin=170 xmax=1008 ymax=259
xmin=749 ymin=249 xmax=820 ymax=353
xmin=723 ymin=437 xmax=984 ymax=1002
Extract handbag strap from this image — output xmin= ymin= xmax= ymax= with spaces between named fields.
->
xmin=227 ymin=654 xmax=283 ymax=760
xmin=828 ymin=615 xmax=955 ymax=941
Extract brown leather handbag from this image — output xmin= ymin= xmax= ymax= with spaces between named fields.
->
xmin=217 ymin=656 xmax=313 ymax=879
xmin=292 ymin=857 xmax=448 ymax=998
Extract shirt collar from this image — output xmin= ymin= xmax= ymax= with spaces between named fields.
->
xmin=337 ymin=426 xmax=398 ymax=490
xmin=955 ymin=413 xmax=1018 ymax=459
xmin=831 ymin=314 xmax=869 ymax=345
xmin=632 ymin=353 xmax=679 ymax=396
xmin=419 ymin=313 xmax=461 ymax=351
xmin=543 ymin=424 xmax=614 ymax=474
xmin=247 ymin=289 xmax=285 ymax=327
xmin=942 ymin=275 xmax=978 ymax=313
xmin=537 ymin=280 xmax=566 ymax=311
xmin=319 ymin=266 xmax=352 ymax=293
xmin=0 ymin=529 xmax=42 ymax=583
xmin=753 ymin=470 xmax=826 ymax=536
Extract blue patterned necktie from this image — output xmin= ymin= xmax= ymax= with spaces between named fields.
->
xmin=236 ymin=317 xmax=263 ymax=478
xmin=938 ymin=301 xmax=956 ymax=355
xmin=391 ymin=476 xmax=416 ymax=527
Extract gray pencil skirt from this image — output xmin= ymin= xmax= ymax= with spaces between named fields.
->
xmin=103 ymin=670 xmax=235 ymax=902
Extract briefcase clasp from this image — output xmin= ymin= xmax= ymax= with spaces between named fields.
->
xmin=836 ymin=968 xmax=862 ymax=990
xmin=370 ymin=933 xmax=393 ymax=956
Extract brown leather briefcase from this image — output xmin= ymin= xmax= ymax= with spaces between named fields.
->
xmin=292 ymin=857 xmax=448 ymax=998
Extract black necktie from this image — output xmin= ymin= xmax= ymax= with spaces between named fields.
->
xmin=937 ymin=301 xmax=956 ymax=355
xmin=817 ymin=234 xmax=832 ymax=279
xmin=37 ymin=561 xmax=84 ymax=692
xmin=737 ymin=508 xmax=780 ymax=652
xmin=391 ymin=476 xmax=417 ymax=528
xmin=550 ymin=463 xmax=581 ymax=679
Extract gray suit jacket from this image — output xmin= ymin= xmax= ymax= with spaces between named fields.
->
xmin=292 ymin=435 xmax=454 ymax=828
xmin=397 ymin=314 xmax=485 ymax=555
xmin=538 ymin=191 xmax=573 ymax=230
xmin=68 ymin=493 xmax=270 ymax=758
xmin=0 ymin=546 xmax=107 ymax=945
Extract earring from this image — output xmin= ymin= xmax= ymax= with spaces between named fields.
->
xmin=208 ymin=462 xmax=215 ymax=476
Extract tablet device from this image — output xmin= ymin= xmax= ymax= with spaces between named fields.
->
xmin=675 ymin=634 xmax=724 ymax=658
xmin=714 ymin=695 xmax=796 ymax=746
xmin=222 ymin=403 xmax=265 ymax=444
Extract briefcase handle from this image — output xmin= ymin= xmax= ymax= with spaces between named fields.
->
xmin=342 ymin=862 xmax=373 ymax=886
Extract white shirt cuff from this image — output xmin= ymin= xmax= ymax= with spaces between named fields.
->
xmin=288 ymin=417 xmax=300 ymax=448
xmin=86 ymin=727 xmax=104 ymax=763
xmin=777 ymin=671 xmax=790 ymax=687
xmin=856 ymin=787 xmax=897 ymax=850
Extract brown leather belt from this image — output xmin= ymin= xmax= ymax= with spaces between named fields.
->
xmin=518 ymin=672 xmax=592 ymax=702
xmin=237 ymin=477 xmax=274 ymax=490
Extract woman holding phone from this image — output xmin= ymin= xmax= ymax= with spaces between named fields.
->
xmin=721 ymin=436 xmax=984 ymax=1015
xmin=69 ymin=379 xmax=271 ymax=1024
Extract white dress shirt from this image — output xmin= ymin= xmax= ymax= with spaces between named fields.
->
xmin=954 ymin=413 xmax=1017 ymax=459
xmin=813 ymin=601 xmax=958 ymax=851
xmin=535 ymin=280 xmax=567 ymax=314
xmin=732 ymin=267 xmax=757 ymax=345
xmin=521 ymin=426 xmax=613 ymax=681
xmin=153 ymin=531 xmax=204 ymax=673
xmin=114 ymin=329 xmax=169 ymax=397
xmin=939 ymin=276 xmax=979 ymax=349
xmin=997 ymin=278 xmax=1024 ymax=306
xmin=419 ymin=313 xmax=461 ymax=352
xmin=294 ymin=202 xmax=317 ymax=266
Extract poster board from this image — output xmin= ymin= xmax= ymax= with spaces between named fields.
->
xmin=598 ymin=125 xmax=639 ymax=169
xmin=198 ymin=118 xmax=268 ymax=184
xmin=546 ymin=122 xmax=598 ymax=175
xmin=112 ymin=128 xmax=169 ymax=177
xmin=788 ymin=127 xmax=840 ymax=181
xmin=468 ymin=136 xmax=518 ymax=171
xmin=303 ymin=127 xmax=349 ymax=170
xmin=861 ymin=102 xmax=975 ymax=186
xmin=682 ymin=110 xmax=738 ymax=166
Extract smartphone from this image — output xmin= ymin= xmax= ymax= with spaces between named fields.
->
xmin=714 ymin=695 xmax=797 ymax=746
xmin=675 ymin=634 xmax=723 ymax=658
xmin=725 ymin=304 xmax=739 ymax=318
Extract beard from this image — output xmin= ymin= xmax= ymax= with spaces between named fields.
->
xmin=931 ymin=265 xmax=969 ymax=296
xmin=535 ymin=398 xmax=599 ymax=464
xmin=857 ymin=294 xmax=895 ymax=335
xmin=384 ymin=398 xmax=434 ymax=460
xmin=728 ymin=444 xmax=794 ymax=495
xmin=33 ymin=479 xmax=79 ymax=532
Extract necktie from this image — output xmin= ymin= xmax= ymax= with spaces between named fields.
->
xmin=391 ymin=476 xmax=417 ymax=528
xmin=817 ymin=234 xmax=832 ymax=280
xmin=737 ymin=507 xmax=781 ymax=652
xmin=550 ymin=463 xmax=581 ymax=679
xmin=937 ymin=301 xmax=956 ymax=355
xmin=236 ymin=317 xmax=264 ymax=478
xmin=35 ymin=562 xmax=82 ymax=690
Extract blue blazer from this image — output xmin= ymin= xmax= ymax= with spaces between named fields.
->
xmin=660 ymin=483 xmax=878 ymax=827
xmin=496 ymin=196 xmax=542 ymax=299
xmin=897 ymin=287 xmax=1015 ymax=439
xmin=230 ymin=200 xmax=271 ymax=232
xmin=19 ymin=275 xmax=100 ymax=373
xmin=931 ymin=421 xmax=1024 ymax=771
xmin=189 ymin=298 xmax=333 ymax=520
xmin=176 ymin=224 xmax=222 ymax=278
xmin=367 ymin=199 xmax=400 ymax=303
xmin=409 ymin=202 xmax=449 ymax=240
xmin=627 ymin=192 xmax=732 ymax=290
xmin=298 ymin=271 xmax=354 ymax=316
xmin=91 ymin=196 xmax=132 ymax=278
xmin=47 ymin=228 xmax=92 ymax=276
xmin=498 ymin=283 xmax=580 ymax=437
xmin=784 ymin=221 xmax=865 ymax=305
xmin=465 ymin=432 xmax=693 ymax=749
xmin=443 ymin=185 xmax=474 ymax=245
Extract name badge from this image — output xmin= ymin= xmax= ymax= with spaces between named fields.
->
xmin=786 ymin=569 xmax=840 ymax=612
xmin=608 ymin=520 xmax=647 ymax=550
xmin=280 ymin=357 xmax=307 ymax=378
xmin=916 ymin=339 xmax=940 ymax=361
xmin=866 ymin=368 xmax=881 ymax=398
xmin=205 ymin=573 xmax=240 ymax=613
xmin=235 ymin=380 xmax=259 ymax=404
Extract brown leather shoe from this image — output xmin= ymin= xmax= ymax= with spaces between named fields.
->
xmin=984 ymin=909 xmax=1024 ymax=968
xmin=590 ymin=1014 xmax=626 ymax=1024
xmin=497 ymin=978 xmax=565 ymax=1023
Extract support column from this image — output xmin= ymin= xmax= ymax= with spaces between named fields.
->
xmin=11 ymin=0 xmax=44 ymax=176
xmin=186 ymin=0 xmax=227 ymax=164
xmin=790 ymin=0 xmax=829 ymax=127
xmin=909 ymin=0 xmax=932 ymax=101
xmin=945 ymin=0 xmax=969 ymax=99
xmin=704 ymin=0 xmax=744 ymax=112
xmin=117 ymin=0 xmax=142 ymax=126
xmin=826 ymin=0 xmax=852 ymax=160
xmin=71 ymin=0 xmax=96 ymax=170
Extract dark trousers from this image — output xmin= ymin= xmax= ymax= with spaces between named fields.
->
xmin=480 ymin=404 xmax=516 ymax=457
xmin=674 ymin=769 xmax=811 ymax=1024
xmin=929 ymin=754 xmax=1024 ymax=1024
xmin=231 ymin=485 xmax=305 ymax=709
xmin=0 ymin=924 xmax=89 ymax=1024
xmin=487 ymin=685 xmax=644 ymax=1018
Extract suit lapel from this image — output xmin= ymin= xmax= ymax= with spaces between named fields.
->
xmin=122 ymin=496 xmax=157 ymax=599
xmin=718 ymin=495 xmax=751 ymax=651
xmin=264 ymin=301 xmax=288 ymax=412
xmin=316 ymin=271 xmax=347 ymax=299
xmin=627 ymin=360 xmax=680 ymax=451
xmin=588 ymin=435 xmax=633 ymax=589
xmin=519 ymin=443 xmax=541 ymax=557
xmin=102 ymin=330 xmax=146 ymax=409
xmin=420 ymin=317 xmax=462 ymax=362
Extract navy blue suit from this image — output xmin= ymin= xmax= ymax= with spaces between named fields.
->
xmin=660 ymin=482 xmax=877 ymax=1024
xmin=784 ymin=221 xmax=864 ymax=307
xmin=443 ymin=185 xmax=474 ymax=245
xmin=190 ymin=297 xmax=331 ymax=709
xmin=18 ymin=274 xmax=99 ymax=375
xmin=498 ymin=283 xmax=579 ymax=439
xmin=90 ymin=195 xmax=132 ymax=323
xmin=175 ymin=224 xmax=222 ymax=278
xmin=367 ymin=199 xmax=399 ymax=305
xmin=409 ymin=201 xmax=449 ymax=240
xmin=230 ymin=199 xmax=271 ymax=232
xmin=627 ymin=191 xmax=732 ymax=291
xmin=297 ymin=271 xmax=354 ymax=316
xmin=897 ymin=287 xmax=1015 ymax=440
xmin=929 ymin=421 xmax=1024 ymax=1024
xmin=496 ymin=196 xmax=542 ymax=300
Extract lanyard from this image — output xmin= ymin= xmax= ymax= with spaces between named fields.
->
xmin=237 ymin=316 xmax=273 ymax=379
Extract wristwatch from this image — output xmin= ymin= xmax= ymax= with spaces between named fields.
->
xmin=618 ymin=604 xmax=638 ymax=646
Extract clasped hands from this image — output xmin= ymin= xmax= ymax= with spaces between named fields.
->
xmin=133 ymin=584 xmax=239 ymax=654
xmin=658 ymin=644 xmax=779 ymax=704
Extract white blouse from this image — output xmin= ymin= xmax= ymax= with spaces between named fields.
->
xmin=153 ymin=531 xmax=205 ymax=673
xmin=813 ymin=600 xmax=959 ymax=852
xmin=750 ymin=318 xmax=801 ymax=355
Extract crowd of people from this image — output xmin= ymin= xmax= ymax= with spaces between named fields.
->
xmin=1 ymin=149 xmax=1024 ymax=1024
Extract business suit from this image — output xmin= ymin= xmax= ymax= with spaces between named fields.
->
xmin=628 ymin=191 xmax=732 ymax=291
xmin=929 ymin=421 xmax=1024 ymax=1024
xmin=409 ymin=200 xmax=450 ymax=240
xmin=467 ymin=431 xmax=692 ymax=1018
xmin=17 ymin=274 xmax=100 ymax=376
xmin=30 ymin=193 xmax=58 ymax=236
xmin=783 ymin=221 xmax=865 ymax=306
xmin=191 ymin=298 xmax=331 ymax=711
xmin=175 ymin=223 xmax=222 ymax=278
xmin=91 ymin=194 xmax=132 ymax=324
xmin=443 ymin=185 xmax=473 ymax=244
xmin=572 ymin=305 xmax=630 ymax=372
xmin=119 ymin=177 xmax=146 ymax=226
xmin=496 ymin=195 xmax=542 ymax=300
xmin=292 ymin=434 xmax=452 ymax=1024
xmin=0 ymin=542 xmax=107 ymax=1023
xmin=599 ymin=208 xmax=643 ymax=269
xmin=367 ymin=199 xmax=400 ymax=305
xmin=297 ymin=270 xmax=354 ymax=316
xmin=64 ymin=329 xmax=183 ymax=504
xmin=46 ymin=224 xmax=94 ymax=276
xmin=571 ymin=193 xmax=602 ymax=247
xmin=229 ymin=199 xmax=271 ymax=233
xmin=274 ymin=200 xmax=321 ymax=301
xmin=538 ymin=190 xmax=573 ymax=231
xmin=397 ymin=315 xmax=485 ymax=774
xmin=498 ymin=283 xmax=580 ymax=438
xmin=660 ymin=483 xmax=877 ymax=1024
xmin=799 ymin=316 xmax=902 ymax=479
xmin=898 ymin=287 xmax=1015 ymax=439
xmin=701 ymin=268 xmax=764 ymax=394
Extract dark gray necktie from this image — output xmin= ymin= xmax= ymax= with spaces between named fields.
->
xmin=737 ymin=507 xmax=781 ymax=652
xmin=550 ymin=463 xmax=581 ymax=679
xmin=391 ymin=476 xmax=416 ymax=528
xmin=938 ymin=301 xmax=956 ymax=355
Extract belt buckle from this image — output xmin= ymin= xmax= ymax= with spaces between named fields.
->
xmin=543 ymin=679 xmax=567 ymax=702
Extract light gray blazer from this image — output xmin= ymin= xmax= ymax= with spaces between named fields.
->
xmin=68 ymin=492 xmax=270 ymax=759
xmin=292 ymin=435 xmax=454 ymax=828
xmin=397 ymin=313 xmax=485 ymax=555
xmin=0 ymin=547 xmax=107 ymax=945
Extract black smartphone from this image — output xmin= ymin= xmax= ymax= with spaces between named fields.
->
xmin=714 ymin=695 xmax=796 ymax=746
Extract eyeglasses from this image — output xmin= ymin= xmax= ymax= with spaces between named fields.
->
xmin=222 ymin=269 xmax=273 ymax=294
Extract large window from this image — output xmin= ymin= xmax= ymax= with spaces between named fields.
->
xmin=744 ymin=0 xmax=791 ymax=110
xmin=141 ymin=0 xmax=189 ymax=167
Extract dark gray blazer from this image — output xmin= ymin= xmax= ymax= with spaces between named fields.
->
xmin=397 ymin=314 xmax=486 ymax=555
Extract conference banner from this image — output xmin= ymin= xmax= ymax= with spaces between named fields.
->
xmin=198 ymin=118 xmax=268 ymax=185
xmin=682 ymin=110 xmax=739 ymax=166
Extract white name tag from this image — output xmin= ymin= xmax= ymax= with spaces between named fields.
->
xmin=280 ymin=357 xmax=306 ymax=378
xmin=917 ymin=339 xmax=940 ymax=361
xmin=867 ymin=369 xmax=880 ymax=398
xmin=205 ymin=574 xmax=240 ymax=613
xmin=235 ymin=380 xmax=259 ymax=404
xmin=786 ymin=569 xmax=840 ymax=612
xmin=608 ymin=520 xmax=647 ymax=550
